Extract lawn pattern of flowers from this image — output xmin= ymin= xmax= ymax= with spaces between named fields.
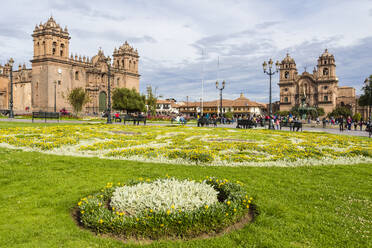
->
xmin=77 ymin=177 xmax=254 ymax=239
xmin=0 ymin=124 xmax=371 ymax=166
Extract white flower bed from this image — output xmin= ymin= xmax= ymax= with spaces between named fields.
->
xmin=110 ymin=178 xmax=218 ymax=216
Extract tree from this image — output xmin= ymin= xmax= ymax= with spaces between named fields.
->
xmin=353 ymin=112 xmax=361 ymax=122
xmin=66 ymin=87 xmax=90 ymax=116
xmin=146 ymin=85 xmax=157 ymax=116
xmin=358 ymin=75 xmax=372 ymax=107
xmin=112 ymin=88 xmax=146 ymax=113
xmin=327 ymin=106 xmax=352 ymax=118
xmin=224 ymin=111 xmax=233 ymax=119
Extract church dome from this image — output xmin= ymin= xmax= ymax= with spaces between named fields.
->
xmin=117 ymin=41 xmax=138 ymax=55
xmin=320 ymin=49 xmax=334 ymax=59
xmin=281 ymin=53 xmax=295 ymax=64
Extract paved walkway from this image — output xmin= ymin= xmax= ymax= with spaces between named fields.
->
xmin=0 ymin=118 xmax=370 ymax=138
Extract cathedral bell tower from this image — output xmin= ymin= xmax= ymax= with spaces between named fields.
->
xmin=317 ymin=49 xmax=336 ymax=80
xmin=32 ymin=16 xmax=70 ymax=60
xmin=111 ymin=41 xmax=140 ymax=90
xmin=31 ymin=17 xmax=71 ymax=111
xmin=279 ymin=53 xmax=297 ymax=81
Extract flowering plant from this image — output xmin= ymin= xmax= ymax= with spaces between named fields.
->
xmin=111 ymin=178 xmax=218 ymax=215
xmin=77 ymin=177 xmax=255 ymax=239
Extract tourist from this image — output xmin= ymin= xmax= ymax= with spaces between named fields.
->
xmin=359 ymin=119 xmax=363 ymax=131
xmin=275 ymin=118 xmax=280 ymax=130
xmin=347 ymin=116 xmax=352 ymax=131
xmin=339 ymin=116 xmax=344 ymax=132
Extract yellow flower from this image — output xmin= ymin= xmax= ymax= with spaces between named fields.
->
xmin=233 ymin=208 xmax=237 ymax=212
xmin=246 ymin=205 xmax=249 ymax=209
xmin=136 ymin=218 xmax=139 ymax=221
xmin=205 ymin=205 xmax=209 ymax=209
xmin=146 ymin=178 xmax=150 ymax=182
xmin=167 ymin=210 xmax=171 ymax=215
xmin=225 ymin=213 xmax=229 ymax=216
xmin=112 ymin=207 xmax=115 ymax=211
xmin=98 ymin=203 xmax=102 ymax=207
xmin=160 ymin=224 xmax=164 ymax=227
xmin=99 ymin=219 xmax=103 ymax=224
xmin=248 ymin=200 xmax=251 ymax=204
xmin=78 ymin=201 xmax=82 ymax=206
xmin=150 ymin=209 xmax=153 ymax=213
xmin=226 ymin=201 xmax=231 ymax=205
xmin=178 ymin=221 xmax=182 ymax=224
xmin=171 ymin=204 xmax=175 ymax=209
xmin=120 ymin=212 xmax=124 ymax=216
xmin=80 ymin=210 xmax=85 ymax=214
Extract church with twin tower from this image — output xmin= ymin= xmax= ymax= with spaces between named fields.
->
xmin=0 ymin=17 xmax=140 ymax=114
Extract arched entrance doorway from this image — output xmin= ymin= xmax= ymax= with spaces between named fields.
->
xmin=99 ymin=91 xmax=107 ymax=112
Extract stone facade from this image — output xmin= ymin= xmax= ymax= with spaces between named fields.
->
xmin=0 ymin=17 xmax=140 ymax=114
xmin=278 ymin=49 xmax=355 ymax=115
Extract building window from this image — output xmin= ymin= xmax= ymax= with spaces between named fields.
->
xmin=60 ymin=44 xmax=64 ymax=57
xmin=323 ymin=86 xmax=328 ymax=90
xmin=52 ymin=42 xmax=57 ymax=55
xmin=284 ymin=88 xmax=288 ymax=92
xmin=324 ymin=60 xmax=327 ymax=65
xmin=284 ymin=71 xmax=289 ymax=79
xmin=75 ymin=71 xmax=79 ymax=80
xmin=323 ymin=68 xmax=329 ymax=75
xmin=324 ymin=95 xmax=328 ymax=102
xmin=284 ymin=97 xmax=288 ymax=103
xmin=117 ymin=78 xmax=120 ymax=86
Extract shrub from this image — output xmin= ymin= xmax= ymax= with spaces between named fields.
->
xmin=77 ymin=177 xmax=254 ymax=239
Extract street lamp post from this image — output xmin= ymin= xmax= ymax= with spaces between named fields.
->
xmin=8 ymin=58 xmax=14 ymax=118
xmin=216 ymin=80 xmax=225 ymax=118
xmin=106 ymin=56 xmax=112 ymax=124
xmin=262 ymin=58 xmax=280 ymax=129
xmin=364 ymin=78 xmax=371 ymax=137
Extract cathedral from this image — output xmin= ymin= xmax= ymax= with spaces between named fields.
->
xmin=278 ymin=49 xmax=355 ymax=114
xmin=0 ymin=17 xmax=140 ymax=114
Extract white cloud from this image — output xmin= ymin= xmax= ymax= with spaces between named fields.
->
xmin=0 ymin=0 xmax=371 ymax=102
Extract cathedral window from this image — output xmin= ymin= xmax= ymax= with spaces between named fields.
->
xmin=284 ymin=97 xmax=288 ymax=103
xmin=117 ymin=78 xmax=120 ymax=86
xmin=60 ymin=44 xmax=64 ymax=57
xmin=52 ymin=42 xmax=57 ymax=55
xmin=42 ymin=41 xmax=46 ymax=55
xmin=323 ymin=68 xmax=329 ymax=76
xmin=75 ymin=71 xmax=79 ymax=80
xmin=324 ymin=61 xmax=327 ymax=65
xmin=323 ymin=86 xmax=328 ymax=90
xmin=324 ymin=95 xmax=328 ymax=101
xmin=284 ymin=88 xmax=288 ymax=92
xmin=284 ymin=71 xmax=289 ymax=79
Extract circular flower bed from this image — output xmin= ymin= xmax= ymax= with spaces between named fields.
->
xmin=76 ymin=177 xmax=255 ymax=240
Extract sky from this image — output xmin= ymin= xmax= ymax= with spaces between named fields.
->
xmin=0 ymin=0 xmax=371 ymax=103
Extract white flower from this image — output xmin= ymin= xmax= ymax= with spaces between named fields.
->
xmin=110 ymin=178 xmax=218 ymax=216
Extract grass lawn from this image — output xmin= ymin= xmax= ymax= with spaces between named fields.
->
xmin=0 ymin=121 xmax=371 ymax=247
xmin=0 ymin=147 xmax=371 ymax=247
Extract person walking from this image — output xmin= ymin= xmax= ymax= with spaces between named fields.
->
xmin=339 ymin=116 xmax=344 ymax=132
xmin=275 ymin=118 xmax=280 ymax=130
